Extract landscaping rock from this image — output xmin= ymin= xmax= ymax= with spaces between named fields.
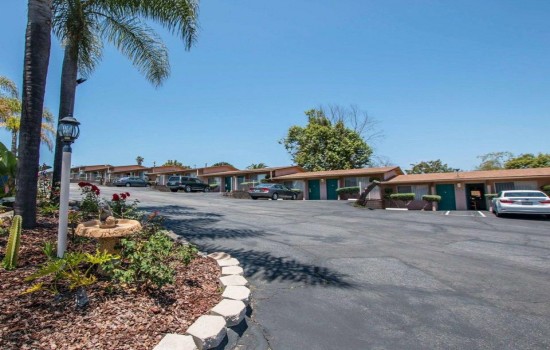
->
xmin=220 ymin=275 xmax=248 ymax=287
xmin=154 ymin=334 xmax=198 ymax=350
xmin=208 ymin=252 xmax=231 ymax=260
xmin=221 ymin=265 xmax=244 ymax=276
xmin=210 ymin=299 xmax=247 ymax=326
xmin=217 ymin=258 xmax=240 ymax=267
xmin=185 ymin=315 xmax=227 ymax=350
xmin=222 ymin=286 xmax=251 ymax=305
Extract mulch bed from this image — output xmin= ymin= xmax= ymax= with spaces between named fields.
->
xmin=0 ymin=215 xmax=221 ymax=350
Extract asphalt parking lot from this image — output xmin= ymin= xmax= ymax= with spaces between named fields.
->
xmin=80 ymin=186 xmax=550 ymax=350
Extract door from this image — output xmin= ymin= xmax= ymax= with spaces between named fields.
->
xmin=466 ymin=183 xmax=486 ymax=210
xmin=224 ymin=176 xmax=232 ymax=192
xmin=436 ymin=184 xmax=456 ymax=210
xmin=308 ymin=180 xmax=320 ymax=200
xmin=326 ymin=179 xmax=339 ymax=200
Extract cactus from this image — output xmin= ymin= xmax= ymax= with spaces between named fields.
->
xmin=2 ymin=215 xmax=22 ymax=270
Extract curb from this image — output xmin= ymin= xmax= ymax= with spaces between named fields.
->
xmin=154 ymin=252 xmax=251 ymax=350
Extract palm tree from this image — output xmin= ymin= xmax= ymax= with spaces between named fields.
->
xmin=136 ymin=155 xmax=144 ymax=166
xmin=51 ymin=0 xmax=199 ymax=198
xmin=0 ymin=108 xmax=55 ymax=156
xmin=16 ymin=0 xmax=54 ymax=228
xmin=247 ymin=163 xmax=268 ymax=169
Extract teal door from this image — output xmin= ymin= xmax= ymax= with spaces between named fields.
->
xmin=436 ymin=184 xmax=456 ymax=210
xmin=308 ymin=180 xmax=320 ymax=200
xmin=326 ymin=179 xmax=339 ymax=200
xmin=224 ymin=176 xmax=232 ymax=192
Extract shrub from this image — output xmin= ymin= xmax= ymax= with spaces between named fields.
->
xmin=78 ymin=182 xmax=101 ymax=218
xmin=484 ymin=193 xmax=498 ymax=199
xmin=108 ymin=230 xmax=197 ymax=290
xmin=422 ymin=195 xmax=441 ymax=202
xmin=389 ymin=193 xmax=415 ymax=201
xmin=37 ymin=201 xmax=59 ymax=217
xmin=383 ymin=188 xmax=393 ymax=199
xmin=542 ymin=185 xmax=550 ymax=195
xmin=110 ymin=192 xmax=140 ymax=219
xmin=291 ymin=188 xmax=302 ymax=193
xmin=336 ymin=186 xmax=360 ymax=195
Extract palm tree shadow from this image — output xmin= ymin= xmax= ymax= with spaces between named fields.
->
xmin=202 ymin=244 xmax=356 ymax=289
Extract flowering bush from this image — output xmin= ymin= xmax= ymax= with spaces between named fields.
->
xmin=110 ymin=192 xmax=139 ymax=219
xmin=78 ymin=182 xmax=101 ymax=218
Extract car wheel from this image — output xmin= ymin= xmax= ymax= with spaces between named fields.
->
xmin=170 ymin=189 xmax=178 ymax=193
xmin=125 ymin=183 xmax=131 ymax=187
xmin=203 ymin=187 xmax=210 ymax=193
xmin=272 ymin=193 xmax=279 ymax=200
xmin=291 ymin=194 xmax=297 ymax=200
xmin=185 ymin=185 xmax=192 ymax=193
xmin=251 ymin=197 xmax=258 ymax=200
xmin=494 ymin=207 xmax=500 ymax=217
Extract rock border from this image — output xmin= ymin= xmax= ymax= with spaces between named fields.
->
xmin=154 ymin=252 xmax=251 ymax=350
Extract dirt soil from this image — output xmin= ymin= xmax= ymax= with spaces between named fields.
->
xmin=0 ymin=216 xmax=221 ymax=350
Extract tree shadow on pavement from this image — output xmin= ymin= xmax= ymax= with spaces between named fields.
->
xmin=202 ymin=244 xmax=356 ymax=289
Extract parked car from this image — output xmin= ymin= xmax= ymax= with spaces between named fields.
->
xmin=248 ymin=183 xmax=298 ymax=200
xmin=166 ymin=176 xmax=210 ymax=193
xmin=492 ymin=190 xmax=550 ymax=217
xmin=113 ymin=176 xmax=148 ymax=187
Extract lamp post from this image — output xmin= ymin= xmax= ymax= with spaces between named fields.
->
xmin=57 ymin=115 xmax=80 ymax=258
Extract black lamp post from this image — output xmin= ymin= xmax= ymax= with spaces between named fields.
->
xmin=57 ymin=114 xmax=80 ymax=257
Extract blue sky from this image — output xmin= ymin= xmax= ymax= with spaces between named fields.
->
xmin=1 ymin=1 xmax=549 ymax=171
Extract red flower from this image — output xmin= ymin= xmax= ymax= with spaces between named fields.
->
xmin=91 ymin=185 xmax=100 ymax=195
xmin=125 ymin=192 xmax=130 ymax=197
xmin=120 ymin=193 xmax=127 ymax=200
xmin=112 ymin=194 xmax=120 ymax=201
xmin=78 ymin=182 xmax=86 ymax=187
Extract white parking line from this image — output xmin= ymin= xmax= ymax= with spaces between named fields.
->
xmin=478 ymin=211 xmax=486 ymax=217
xmin=445 ymin=211 xmax=450 ymax=215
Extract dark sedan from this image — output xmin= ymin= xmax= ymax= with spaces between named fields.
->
xmin=248 ymin=183 xmax=298 ymax=200
xmin=113 ymin=176 xmax=147 ymax=187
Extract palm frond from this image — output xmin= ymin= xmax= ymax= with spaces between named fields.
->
xmin=94 ymin=0 xmax=199 ymax=49
xmin=100 ymin=15 xmax=170 ymax=86
xmin=0 ymin=76 xmax=19 ymax=98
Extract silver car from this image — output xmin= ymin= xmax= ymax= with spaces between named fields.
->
xmin=113 ymin=176 xmax=148 ymax=187
xmin=492 ymin=190 xmax=550 ymax=217
xmin=248 ymin=183 xmax=298 ymax=200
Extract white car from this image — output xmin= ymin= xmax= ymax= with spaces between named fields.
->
xmin=492 ymin=190 xmax=550 ymax=217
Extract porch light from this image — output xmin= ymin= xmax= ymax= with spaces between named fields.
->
xmin=57 ymin=115 xmax=80 ymax=144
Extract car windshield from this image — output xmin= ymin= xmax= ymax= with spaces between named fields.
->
xmin=255 ymin=184 xmax=275 ymax=188
xmin=168 ymin=177 xmax=179 ymax=182
xmin=504 ymin=192 xmax=547 ymax=198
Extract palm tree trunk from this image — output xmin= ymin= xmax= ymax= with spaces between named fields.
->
xmin=51 ymin=46 xmax=78 ymax=202
xmin=15 ymin=0 xmax=53 ymax=229
xmin=11 ymin=131 xmax=17 ymax=156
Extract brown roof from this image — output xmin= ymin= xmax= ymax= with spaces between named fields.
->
xmin=71 ymin=164 xmax=111 ymax=171
xmin=201 ymin=166 xmax=305 ymax=177
xmin=110 ymin=165 xmax=150 ymax=173
xmin=272 ymin=166 xmax=403 ymax=180
xmin=146 ymin=166 xmax=191 ymax=175
xmin=383 ymin=167 xmax=550 ymax=184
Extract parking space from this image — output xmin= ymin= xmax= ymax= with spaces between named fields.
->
xmin=71 ymin=184 xmax=550 ymax=350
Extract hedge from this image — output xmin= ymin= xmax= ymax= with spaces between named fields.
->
xmin=542 ymin=185 xmax=550 ymax=194
xmin=389 ymin=193 xmax=415 ymax=201
xmin=484 ymin=193 xmax=498 ymax=199
xmin=336 ymin=186 xmax=360 ymax=195
xmin=422 ymin=195 xmax=441 ymax=202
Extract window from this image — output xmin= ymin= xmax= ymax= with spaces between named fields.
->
xmin=397 ymin=186 xmax=412 ymax=193
xmin=495 ymin=182 xmax=514 ymax=192
xmin=344 ymin=177 xmax=369 ymax=188
xmin=397 ymin=185 xmax=428 ymax=200
xmin=283 ymin=180 xmax=305 ymax=191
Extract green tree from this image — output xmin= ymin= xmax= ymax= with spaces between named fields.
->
xmin=0 ymin=77 xmax=56 ymax=156
xmin=136 ymin=156 xmax=144 ymax=166
xmin=280 ymin=109 xmax=372 ymax=171
xmin=504 ymin=153 xmax=550 ymax=169
xmin=162 ymin=160 xmax=184 ymax=167
xmin=247 ymin=163 xmax=268 ymax=169
xmin=406 ymin=160 xmax=456 ymax=174
xmin=476 ymin=152 xmax=513 ymax=170
xmin=212 ymin=162 xmax=233 ymax=167
xmin=51 ymin=0 xmax=199 ymax=199
xmin=15 ymin=0 xmax=54 ymax=228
